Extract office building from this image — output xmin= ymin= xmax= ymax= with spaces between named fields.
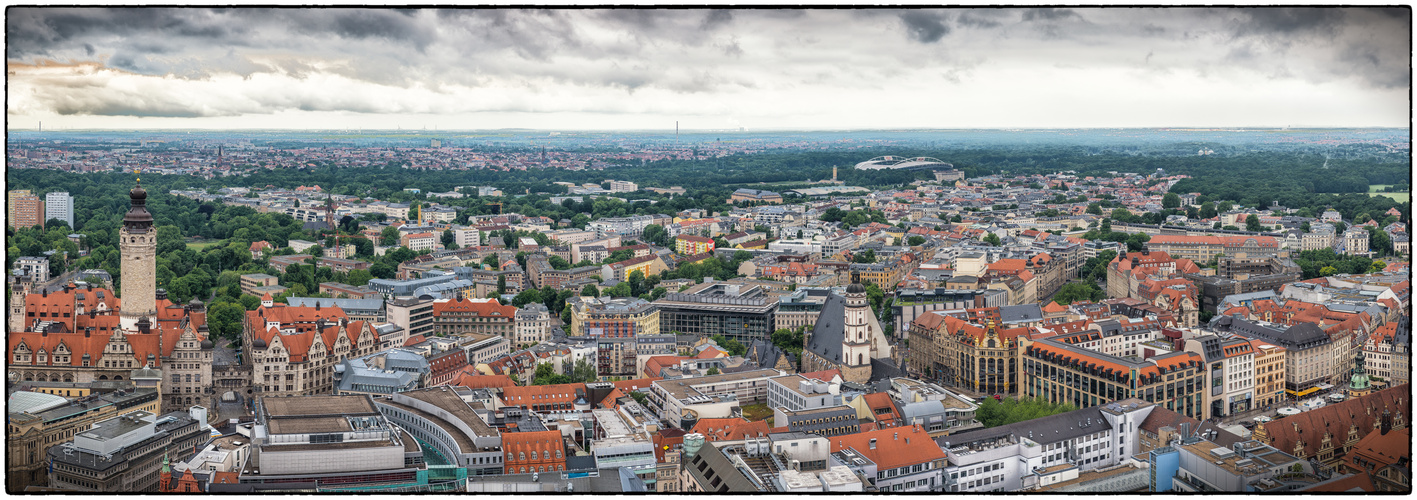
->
xmin=654 ymin=282 xmax=778 ymax=343
xmin=47 ymin=409 xmax=209 ymax=492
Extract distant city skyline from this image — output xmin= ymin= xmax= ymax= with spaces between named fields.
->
xmin=6 ymin=7 xmax=1410 ymax=130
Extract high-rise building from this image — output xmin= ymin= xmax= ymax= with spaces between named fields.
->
xmin=7 ymin=189 xmax=44 ymax=229
xmin=45 ymin=191 xmax=74 ymax=229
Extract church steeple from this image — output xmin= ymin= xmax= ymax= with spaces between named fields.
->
xmin=842 ymin=270 xmax=871 ymax=368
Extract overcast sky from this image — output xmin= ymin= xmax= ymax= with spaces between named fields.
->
xmin=6 ymin=7 xmax=1410 ymax=130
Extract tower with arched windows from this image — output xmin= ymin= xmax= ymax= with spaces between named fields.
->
xmin=800 ymin=271 xmax=892 ymax=384
xmin=119 ymin=179 xmax=158 ymax=331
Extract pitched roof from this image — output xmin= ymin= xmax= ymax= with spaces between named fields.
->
xmin=449 ymin=371 xmax=516 ymax=389
xmin=1260 ymin=384 xmax=1408 ymax=460
xmin=500 ymin=383 xmax=586 ymax=407
xmin=691 ymin=418 xmax=771 ymax=442
xmin=1301 ymin=472 xmax=1377 ymax=493
xmin=830 ymin=424 xmax=945 ymax=471
xmin=431 ymin=297 xmax=516 ymax=318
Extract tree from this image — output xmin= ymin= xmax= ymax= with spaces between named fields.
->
xmin=1053 ymin=282 xmax=1103 ymax=305
xmin=604 ymin=249 xmax=634 ymax=264
xmin=710 ymin=334 xmax=747 ymax=356
xmin=642 ymin=224 xmax=669 ymax=246
xmin=771 ymin=328 xmax=805 ymax=358
xmin=907 ymin=235 xmax=926 ymax=246
xmin=533 ymin=363 xmax=572 ymax=385
xmin=1245 ymin=214 xmax=1263 ymax=232
xmin=379 ymin=226 xmax=400 ymax=246
xmin=548 ymin=255 xmax=572 ymax=270
xmin=1367 ymin=227 xmax=1393 ymax=256
xmin=580 ymin=284 xmax=601 ymax=297
xmin=497 ymin=274 xmax=507 ymax=295
xmin=606 ymin=281 xmax=633 ymax=297
xmin=975 ymin=397 xmax=1078 ymax=427
xmin=571 ymin=358 xmax=598 ymax=383
xmin=207 ymin=301 xmax=247 ymax=340
xmin=1162 ymin=192 xmax=1181 ymax=209
xmin=1199 ymin=201 xmax=1217 ymax=219
xmin=1319 ymin=266 xmax=1338 ymax=276
xmin=628 ymin=270 xmax=645 ymax=296
xmin=706 ymin=366 xmax=721 ymax=375
xmin=239 ymin=294 xmax=262 ymax=311
xmin=983 ymin=233 xmax=1002 ymax=247
xmin=512 ymin=288 xmax=544 ymax=307
xmin=482 ymin=253 xmax=499 ymax=269
xmin=441 ymin=229 xmax=455 ymax=247
xmin=1125 ymin=232 xmax=1151 ymax=253
xmin=852 ymin=249 xmax=877 ymax=263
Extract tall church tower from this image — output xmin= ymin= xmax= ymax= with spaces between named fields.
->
xmin=119 ymin=179 xmax=157 ymax=331
xmin=842 ymin=271 xmax=872 ymax=368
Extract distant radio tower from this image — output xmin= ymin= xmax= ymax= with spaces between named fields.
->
xmin=38 ymin=121 xmax=41 ymax=133
xmin=676 ymin=121 xmax=679 ymax=141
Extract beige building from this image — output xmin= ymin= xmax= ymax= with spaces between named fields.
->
xmin=566 ymin=296 xmax=661 ymax=337
xmin=242 ymin=298 xmax=382 ymax=398
xmin=430 ymin=297 xmax=518 ymax=339
xmin=1251 ymin=340 xmax=1288 ymax=408
xmin=8 ymin=189 xmax=44 ymax=229
xmin=514 ymin=303 xmax=552 ymax=347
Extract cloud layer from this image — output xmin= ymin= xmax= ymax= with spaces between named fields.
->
xmin=7 ymin=8 xmax=1410 ymax=129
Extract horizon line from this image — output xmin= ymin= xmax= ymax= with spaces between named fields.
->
xmin=6 ymin=126 xmax=1409 ymax=133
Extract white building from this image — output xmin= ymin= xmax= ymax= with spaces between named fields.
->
xmin=939 ymin=399 xmax=1155 ymax=492
xmin=45 ymin=191 xmax=74 ymax=229
xmin=608 ymin=180 xmax=639 ymax=193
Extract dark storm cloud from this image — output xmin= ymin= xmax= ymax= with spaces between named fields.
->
xmin=899 ymin=11 xmax=951 ymax=43
xmin=1021 ymin=8 xmax=1080 ymax=22
xmin=1235 ymin=8 xmax=1345 ymax=39
xmin=956 ymin=11 xmax=1003 ymax=29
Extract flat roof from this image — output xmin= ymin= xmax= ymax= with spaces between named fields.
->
xmin=378 ymin=399 xmax=480 ymax=454
xmin=267 ymin=416 xmax=351 ymax=435
xmin=1034 ymin=464 xmax=1143 ymax=492
xmin=262 ymin=395 xmax=378 ymax=418
xmin=655 ymin=369 xmax=781 ymax=401
xmin=84 ymin=411 xmax=154 ymax=439
xmin=398 ymin=387 xmax=499 ymax=438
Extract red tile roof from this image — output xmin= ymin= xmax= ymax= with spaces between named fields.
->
xmin=431 ymin=297 xmax=516 ymax=318
xmin=692 ymin=418 xmax=771 ymax=441
xmin=500 ymin=383 xmax=586 ymax=408
xmin=830 ymin=424 xmax=945 ymax=471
